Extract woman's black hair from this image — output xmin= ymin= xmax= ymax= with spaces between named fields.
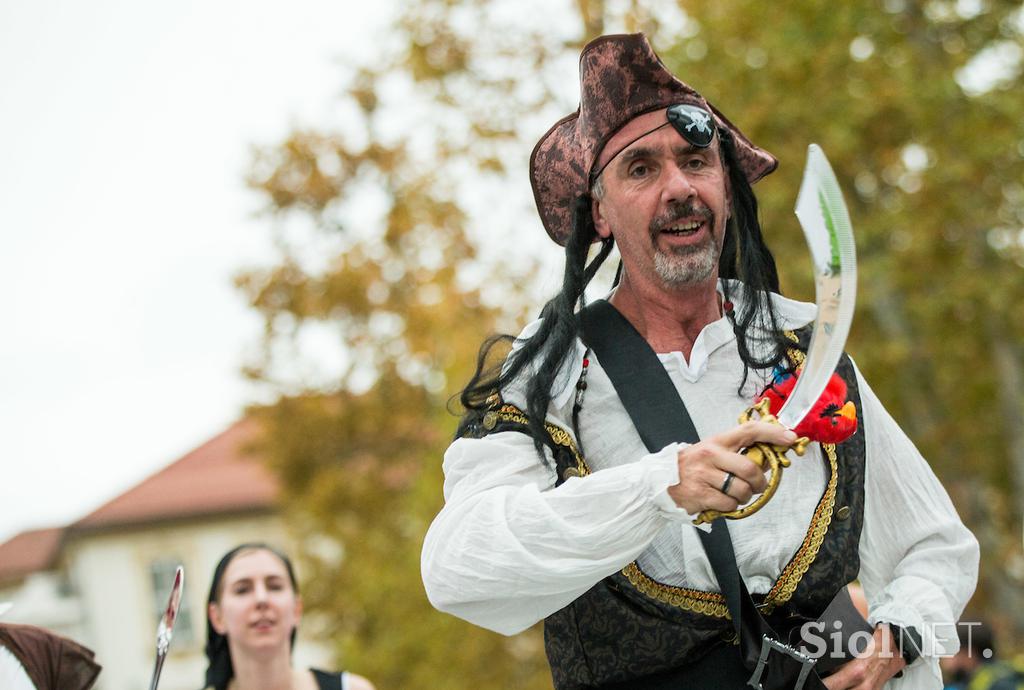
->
xmin=456 ymin=128 xmax=787 ymax=460
xmin=203 ymin=543 xmax=300 ymax=690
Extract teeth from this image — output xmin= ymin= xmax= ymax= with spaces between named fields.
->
xmin=664 ymin=220 xmax=702 ymax=233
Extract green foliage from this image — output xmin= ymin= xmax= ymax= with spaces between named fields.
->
xmin=239 ymin=0 xmax=1024 ymax=684
xmin=235 ymin=2 xmax=575 ymax=687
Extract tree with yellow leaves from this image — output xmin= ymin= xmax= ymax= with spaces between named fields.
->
xmin=239 ymin=1 xmax=1024 ymax=685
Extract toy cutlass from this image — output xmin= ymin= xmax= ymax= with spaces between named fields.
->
xmin=147 ymin=565 xmax=184 ymax=690
xmin=695 ymin=144 xmax=858 ymax=525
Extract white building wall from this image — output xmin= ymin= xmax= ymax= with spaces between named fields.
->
xmin=0 ymin=571 xmax=86 ymax=641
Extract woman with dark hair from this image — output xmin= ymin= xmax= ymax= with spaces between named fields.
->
xmin=203 ymin=543 xmax=374 ymax=690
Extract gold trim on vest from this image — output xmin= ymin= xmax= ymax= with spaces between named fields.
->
xmin=491 ymin=404 xmax=588 ymax=478
xmin=620 ymin=442 xmax=838 ymax=618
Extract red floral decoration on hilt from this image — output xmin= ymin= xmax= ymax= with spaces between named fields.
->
xmin=757 ymin=371 xmax=857 ymax=444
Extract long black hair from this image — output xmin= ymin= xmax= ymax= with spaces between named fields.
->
xmin=457 ymin=129 xmax=788 ymax=460
xmin=715 ymin=127 xmax=788 ymax=376
xmin=203 ymin=543 xmax=300 ymax=690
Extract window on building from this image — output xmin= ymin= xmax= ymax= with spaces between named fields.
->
xmin=56 ymin=572 xmax=75 ymax=599
xmin=149 ymin=559 xmax=195 ymax=647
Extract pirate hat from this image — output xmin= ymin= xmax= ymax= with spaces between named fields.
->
xmin=530 ymin=33 xmax=778 ymax=245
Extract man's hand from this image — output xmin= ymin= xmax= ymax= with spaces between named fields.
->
xmin=823 ymin=624 xmax=907 ymax=690
xmin=666 ymin=421 xmax=798 ymax=514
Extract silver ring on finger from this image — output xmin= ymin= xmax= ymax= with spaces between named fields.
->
xmin=720 ymin=471 xmax=735 ymax=497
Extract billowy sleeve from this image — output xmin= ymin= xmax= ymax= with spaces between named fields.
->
xmin=853 ymin=363 xmax=979 ymax=689
xmin=420 ymin=430 xmax=693 ymax=635
xmin=421 ymin=323 xmax=697 ymax=634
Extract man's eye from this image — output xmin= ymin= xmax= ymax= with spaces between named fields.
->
xmin=629 ymin=164 xmax=650 ymax=177
xmin=685 ymin=158 xmax=706 ymax=170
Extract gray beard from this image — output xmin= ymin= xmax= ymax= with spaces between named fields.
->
xmin=653 ymin=235 xmax=718 ymax=286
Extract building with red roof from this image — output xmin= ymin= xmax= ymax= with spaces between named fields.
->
xmin=71 ymin=417 xmax=277 ymax=532
xmin=0 ymin=419 xmax=329 ymax=690
xmin=0 ymin=527 xmax=66 ymax=587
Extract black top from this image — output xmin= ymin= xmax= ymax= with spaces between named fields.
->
xmin=312 ymin=668 xmax=344 ymax=690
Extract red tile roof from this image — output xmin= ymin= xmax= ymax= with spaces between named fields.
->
xmin=0 ymin=527 xmax=65 ymax=585
xmin=72 ymin=418 xmax=279 ymax=531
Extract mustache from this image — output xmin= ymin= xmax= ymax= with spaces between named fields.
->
xmin=649 ymin=201 xmax=714 ymax=235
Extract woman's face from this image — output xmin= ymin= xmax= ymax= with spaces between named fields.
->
xmin=208 ymin=549 xmax=301 ymax=653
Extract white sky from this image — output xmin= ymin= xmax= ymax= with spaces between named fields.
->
xmin=0 ymin=0 xmax=393 ymax=543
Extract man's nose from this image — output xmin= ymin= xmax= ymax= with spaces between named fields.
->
xmin=661 ymin=163 xmax=698 ymax=204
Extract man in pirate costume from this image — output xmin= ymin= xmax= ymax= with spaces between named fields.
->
xmin=421 ymin=33 xmax=978 ymax=689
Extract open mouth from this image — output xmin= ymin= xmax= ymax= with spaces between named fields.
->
xmin=660 ymin=219 xmax=704 ymax=236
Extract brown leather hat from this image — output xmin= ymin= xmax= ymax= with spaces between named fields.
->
xmin=530 ymin=33 xmax=778 ymax=245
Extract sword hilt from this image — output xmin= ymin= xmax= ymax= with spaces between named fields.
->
xmin=693 ymin=398 xmax=809 ymax=525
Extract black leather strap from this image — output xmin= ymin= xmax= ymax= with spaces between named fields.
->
xmin=579 ymin=299 xmax=755 ymax=640
xmin=579 ymin=299 xmax=826 ymax=690
xmin=886 ymin=623 xmax=923 ymax=666
xmin=578 ymin=299 xmax=699 ymax=451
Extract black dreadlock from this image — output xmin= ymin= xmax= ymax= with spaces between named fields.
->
xmin=455 ymin=194 xmax=612 ymax=457
xmin=716 ymin=127 xmax=790 ymax=388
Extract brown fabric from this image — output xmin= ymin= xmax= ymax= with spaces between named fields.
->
xmin=530 ymin=33 xmax=778 ymax=245
xmin=0 ymin=623 xmax=101 ymax=690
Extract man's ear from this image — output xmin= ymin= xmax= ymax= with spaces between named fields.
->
xmin=592 ymin=198 xmax=612 ymax=239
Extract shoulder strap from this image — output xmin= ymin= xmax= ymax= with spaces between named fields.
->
xmin=579 ymin=300 xmax=779 ymax=671
xmin=579 ymin=300 xmax=700 ymax=449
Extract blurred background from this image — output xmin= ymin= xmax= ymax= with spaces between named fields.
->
xmin=2 ymin=0 xmax=1023 ymax=688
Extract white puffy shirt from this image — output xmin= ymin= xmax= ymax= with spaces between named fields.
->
xmin=421 ymin=287 xmax=978 ymax=689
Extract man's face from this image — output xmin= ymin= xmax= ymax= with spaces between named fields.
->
xmin=591 ymin=114 xmax=731 ymax=291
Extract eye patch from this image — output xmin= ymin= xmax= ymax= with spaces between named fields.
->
xmin=666 ymin=104 xmax=715 ymax=148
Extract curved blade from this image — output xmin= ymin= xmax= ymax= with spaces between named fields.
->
xmin=149 ymin=565 xmax=184 ymax=690
xmin=776 ymin=144 xmax=857 ymax=430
